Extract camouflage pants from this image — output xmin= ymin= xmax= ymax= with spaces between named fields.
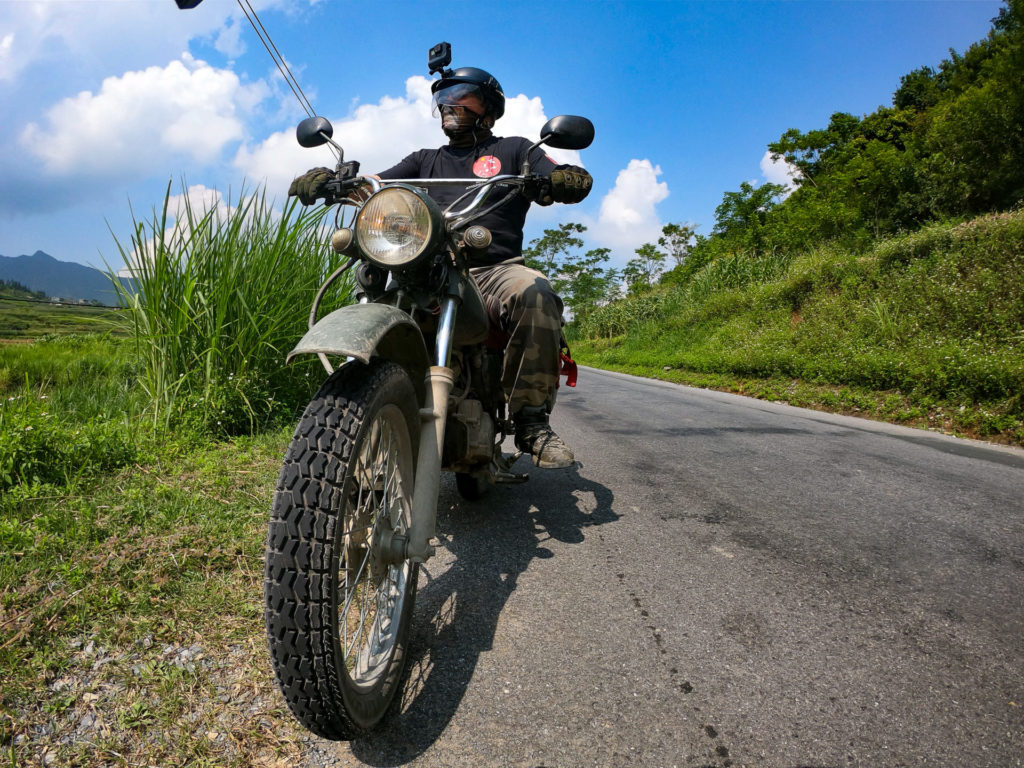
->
xmin=470 ymin=262 xmax=564 ymax=416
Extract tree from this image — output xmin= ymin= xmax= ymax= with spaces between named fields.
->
xmin=558 ymin=247 xmax=620 ymax=320
xmin=623 ymin=242 xmax=666 ymax=295
xmin=711 ymin=181 xmax=787 ymax=254
xmin=915 ymin=0 xmax=1024 ymax=215
xmin=523 ymin=222 xmax=586 ymax=275
xmin=657 ymin=222 xmax=696 ymax=268
xmin=681 ymin=0 xmax=1024 ymax=260
xmin=893 ymin=66 xmax=943 ymax=111
xmin=522 ymin=223 xmax=619 ymax=320
xmin=768 ymin=112 xmax=862 ymax=186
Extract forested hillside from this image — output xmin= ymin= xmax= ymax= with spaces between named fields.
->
xmin=0 ymin=279 xmax=46 ymax=300
xmin=531 ymin=1 xmax=1023 ymax=444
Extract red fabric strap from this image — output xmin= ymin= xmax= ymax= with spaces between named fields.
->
xmin=559 ymin=351 xmax=578 ymax=388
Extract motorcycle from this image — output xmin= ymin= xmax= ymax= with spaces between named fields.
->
xmin=262 ymin=107 xmax=594 ymax=739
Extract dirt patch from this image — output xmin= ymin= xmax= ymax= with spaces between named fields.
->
xmin=4 ymin=632 xmax=305 ymax=767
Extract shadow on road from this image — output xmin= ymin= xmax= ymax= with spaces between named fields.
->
xmin=347 ymin=463 xmax=618 ymax=766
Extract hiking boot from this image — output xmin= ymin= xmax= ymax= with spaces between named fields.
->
xmin=514 ymin=409 xmax=575 ymax=469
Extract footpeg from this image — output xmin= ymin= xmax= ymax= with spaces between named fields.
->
xmin=493 ymin=450 xmax=528 ymax=484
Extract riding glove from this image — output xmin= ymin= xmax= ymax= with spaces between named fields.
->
xmin=549 ymin=165 xmax=593 ymax=204
xmin=288 ymin=167 xmax=334 ymax=205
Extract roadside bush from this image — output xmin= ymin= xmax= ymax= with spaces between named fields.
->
xmin=572 ymin=291 xmax=668 ymax=340
xmin=576 ymin=247 xmax=794 ymax=341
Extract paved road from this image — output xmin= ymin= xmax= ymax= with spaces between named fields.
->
xmin=301 ymin=366 xmax=1024 ymax=768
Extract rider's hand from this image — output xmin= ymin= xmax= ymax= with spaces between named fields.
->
xmin=549 ymin=165 xmax=593 ymax=204
xmin=288 ymin=167 xmax=335 ymax=205
xmin=523 ymin=176 xmax=555 ymax=206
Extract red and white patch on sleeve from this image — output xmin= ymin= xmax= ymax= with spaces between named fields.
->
xmin=472 ymin=155 xmax=502 ymax=178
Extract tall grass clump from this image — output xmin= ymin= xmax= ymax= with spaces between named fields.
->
xmin=111 ymin=183 xmax=350 ymax=435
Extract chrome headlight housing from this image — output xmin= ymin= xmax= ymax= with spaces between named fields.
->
xmin=354 ymin=185 xmax=443 ymax=269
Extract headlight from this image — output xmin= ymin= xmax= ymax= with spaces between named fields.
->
xmin=354 ymin=186 xmax=442 ymax=269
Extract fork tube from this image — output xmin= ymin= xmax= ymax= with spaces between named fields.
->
xmin=435 ymin=297 xmax=458 ymax=367
xmin=405 ymin=296 xmax=459 ymax=563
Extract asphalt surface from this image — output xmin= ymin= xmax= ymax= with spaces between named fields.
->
xmin=300 ymin=366 xmax=1024 ymax=768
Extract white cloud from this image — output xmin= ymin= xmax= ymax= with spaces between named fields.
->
xmin=20 ymin=54 xmax=268 ymax=178
xmin=233 ymin=76 xmax=435 ymax=198
xmin=117 ymin=184 xmax=233 ymax=278
xmin=500 ymin=94 xmax=582 ymax=166
xmin=213 ymin=16 xmax=246 ymax=59
xmin=234 ymin=75 xmax=582 ymax=198
xmin=0 ymin=0 xmax=288 ymax=84
xmin=760 ymin=150 xmax=800 ymax=193
xmin=587 ymin=159 xmax=670 ymax=258
xmin=167 ymin=184 xmax=231 ymax=222
xmin=330 ymin=76 xmax=438 ymax=173
xmin=0 ymin=33 xmax=14 ymax=81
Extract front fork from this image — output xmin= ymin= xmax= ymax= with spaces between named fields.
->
xmin=390 ymin=297 xmax=458 ymax=564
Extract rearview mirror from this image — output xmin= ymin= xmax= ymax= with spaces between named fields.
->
xmin=539 ymin=115 xmax=594 ymax=151
xmin=296 ymin=116 xmax=334 ymax=148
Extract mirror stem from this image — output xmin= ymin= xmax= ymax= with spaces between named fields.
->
xmin=320 ymin=132 xmax=344 ymax=162
xmin=522 ymin=133 xmax=552 ymax=176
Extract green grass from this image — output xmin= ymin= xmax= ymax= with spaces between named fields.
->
xmin=0 ymin=428 xmax=305 ymax=767
xmin=0 ymin=335 xmax=142 ymax=493
xmin=0 ymin=185 xmax=357 ymax=765
xmin=571 ymin=210 xmax=1024 ymax=445
xmin=0 ymin=299 xmax=125 ymax=339
xmin=0 ymin=323 xmax=302 ymax=764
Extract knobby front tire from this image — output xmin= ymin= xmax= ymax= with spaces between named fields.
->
xmin=264 ymin=360 xmax=420 ymax=740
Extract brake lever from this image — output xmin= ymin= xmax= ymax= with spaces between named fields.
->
xmin=521 ymin=174 xmax=553 ymax=206
xmin=323 ymin=162 xmax=364 ymax=203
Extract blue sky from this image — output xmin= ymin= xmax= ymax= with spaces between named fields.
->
xmin=0 ymin=0 xmax=1005 ymax=272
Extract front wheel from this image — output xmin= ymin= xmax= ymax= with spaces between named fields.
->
xmin=264 ymin=360 xmax=420 ymax=740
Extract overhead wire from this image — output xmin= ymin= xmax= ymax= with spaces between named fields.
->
xmin=234 ymin=0 xmax=340 ymax=161
xmin=236 ymin=0 xmax=317 ymax=118
xmin=235 ymin=0 xmax=313 ymax=116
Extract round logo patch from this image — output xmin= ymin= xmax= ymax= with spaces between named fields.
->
xmin=473 ymin=155 xmax=502 ymax=178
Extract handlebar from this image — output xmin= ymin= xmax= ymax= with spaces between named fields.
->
xmin=326 ymin=172 xmax=547 ymax=225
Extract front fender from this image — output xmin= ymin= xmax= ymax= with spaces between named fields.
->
xmin=287 ymin=304 xmax=430 ymax=402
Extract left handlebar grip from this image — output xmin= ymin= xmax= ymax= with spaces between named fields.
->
xmin=322 ymin=177 xmax=367 ymax=201
xmin=521 ymin=175 xmax=553 ymax=206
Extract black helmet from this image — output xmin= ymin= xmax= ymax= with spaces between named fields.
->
xmin=431 ymin=67 xmax=505 ymax=120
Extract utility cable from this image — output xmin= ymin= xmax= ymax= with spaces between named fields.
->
xmin=234 ymin=0 xmax=340 ymax=160
xmin=236 ymin=0 xmax=314 ymax=117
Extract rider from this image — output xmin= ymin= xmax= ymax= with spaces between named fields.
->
xmin=289 ymin=67 xmax=592 ymax=469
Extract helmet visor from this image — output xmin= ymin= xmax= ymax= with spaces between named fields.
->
xmin=431 ymin=83 xmax=487 ymax=117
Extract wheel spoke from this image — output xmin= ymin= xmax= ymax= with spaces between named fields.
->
xmin=337 ymin=406 xmax=412 ymax=685
xmin=340 ymin=526 xmax=374 ymax=655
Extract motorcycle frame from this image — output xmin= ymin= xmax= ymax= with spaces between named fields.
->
xmin=286 ymin=176 xmax=517 ymax=564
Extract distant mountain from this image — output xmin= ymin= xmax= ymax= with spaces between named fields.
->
xmin=0 ymin=251 xmax=132 ymax=305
